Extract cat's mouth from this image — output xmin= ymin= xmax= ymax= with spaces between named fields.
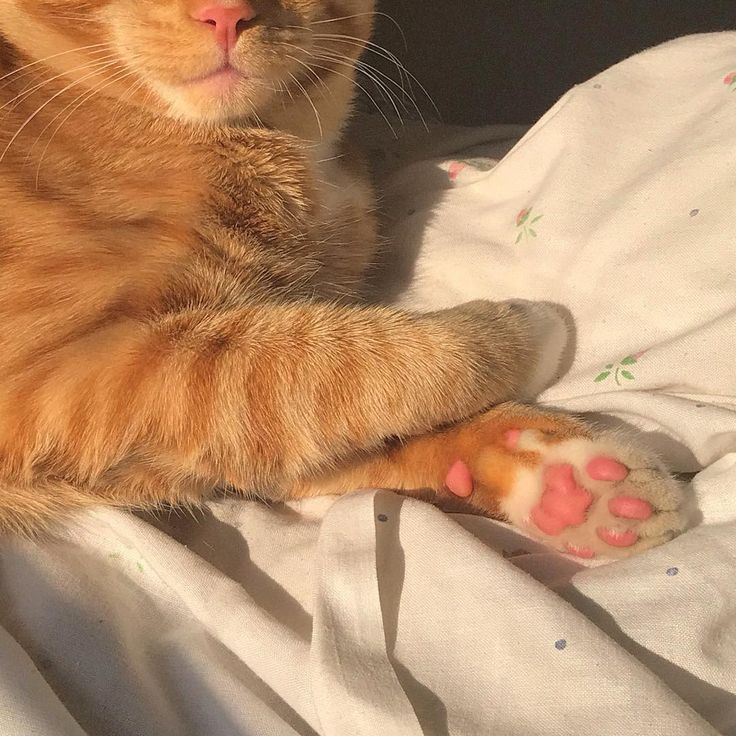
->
xmin=184 ymin=63 xmax=248 ymax=90
xmin=150 ymin=56 xmax=267 ymax=122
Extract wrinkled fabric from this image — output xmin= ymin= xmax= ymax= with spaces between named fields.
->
xmin=1 ymin=32 xmax=735 ymax=736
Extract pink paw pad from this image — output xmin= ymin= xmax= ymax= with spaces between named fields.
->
xmin=596 ymin=527 xmax=639 ymax=547
xmin=565 ymin=543 xmax=596 ymax=559
xmin=609 ymin=496 xmax=653 ymax=520
xmin=531 ymin=464 xmax=593 ymax=536
xmin=503 ymin=429 xmax=522 ymax=449
xmin=586 ymin=456 xmax=629 ymax=482
xmin=445 ymin=460 xmax=474 ymax=498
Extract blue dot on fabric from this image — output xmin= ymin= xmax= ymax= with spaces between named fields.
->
xmin=554 ymin=639 xmax=567 ymax=651
xmin=667 ymin=567 xmax=679 ymax=576
xmin=377 ymin=514 xmax=389 ymax=523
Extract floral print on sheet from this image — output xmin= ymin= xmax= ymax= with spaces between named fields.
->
xmin=447 ymin=157 xmax=495 ymax=182
xmin=723 ymin=71 xmax=736 ymax=90
xmin=515 ymin=207 xmax=543 ymax=243
xmin=594 ymin=351 xmax=648 ymax=385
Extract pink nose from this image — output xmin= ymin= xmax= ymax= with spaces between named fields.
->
xmin=191 ymin=2 xmax=258 ymax=50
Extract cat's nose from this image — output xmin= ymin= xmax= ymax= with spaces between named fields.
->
xmin=191 ymin=2 xmax=258 ymax=49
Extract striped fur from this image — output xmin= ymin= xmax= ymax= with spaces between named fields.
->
xmin=0 ymin=1 xmax=549 ymax=534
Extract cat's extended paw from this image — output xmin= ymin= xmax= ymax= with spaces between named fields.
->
xmin=496 ymin=430 xmax=688 ymax=559
xmin=443 ymin=416 xmax=690 ymax=560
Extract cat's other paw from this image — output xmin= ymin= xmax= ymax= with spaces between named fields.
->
xmin=505 ymin=300 xmax=570 ymax=398
xmin=431 ymin=299 xmax=570 ymax=404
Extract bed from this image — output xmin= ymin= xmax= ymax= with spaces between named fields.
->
xmin=0 ymin=32 xmax=735 ymax=736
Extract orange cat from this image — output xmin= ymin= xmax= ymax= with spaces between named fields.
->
xmin=0 ymin=1 xmax=686 ymax=558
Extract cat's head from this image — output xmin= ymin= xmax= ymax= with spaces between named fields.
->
xmin=1 ymin=1 xmax=375 ymax=136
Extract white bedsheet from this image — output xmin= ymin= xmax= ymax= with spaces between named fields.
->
xmin=1 ymin=32 xmax=736 ymax=736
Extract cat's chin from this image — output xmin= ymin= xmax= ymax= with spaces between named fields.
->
xmin=186 ymin=65 xmax=246 ymax=89
xmin=150 ymin=72 xmax=269 ymax=125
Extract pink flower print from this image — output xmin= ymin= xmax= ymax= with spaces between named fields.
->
xmin=515 ymin=207 xmax=543 ymax=243
xmin=447 ymin=158 xmax=494 ymax=182
xmin=724 ymin=72 xmax=736 ymax=89
xmin=448 ymin=161 xmax=468 ymax=182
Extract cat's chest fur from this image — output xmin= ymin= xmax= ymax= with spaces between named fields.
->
xmin=179 ymin=128 xmax=378 ymax=307
xmin=1 ymin=101 xmax=377 ymax=326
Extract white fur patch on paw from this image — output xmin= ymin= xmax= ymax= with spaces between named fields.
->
xmin=508 ymin=301 xmax=569 ymax=398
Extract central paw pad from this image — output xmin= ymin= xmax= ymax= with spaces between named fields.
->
xmin=531 ymin=464 xmax=593 ymax=535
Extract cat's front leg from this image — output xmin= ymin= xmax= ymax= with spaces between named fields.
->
xmin=293 ymin=403 xmax=689 ymax=559
xmin=0 ymin=299 xmax=561 ymax=533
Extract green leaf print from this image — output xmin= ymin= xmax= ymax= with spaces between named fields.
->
xmin=462 ymin=157 xmax=495 ymax=172
xmin=594 ymin=352 xmax=647 ymax=386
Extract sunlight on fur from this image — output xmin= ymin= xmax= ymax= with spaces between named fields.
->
xmin=0 ymin=0 xmax=686 ymax=557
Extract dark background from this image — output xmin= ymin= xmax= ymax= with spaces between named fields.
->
xmin=373 ymin=1 xmax=735 ymax=124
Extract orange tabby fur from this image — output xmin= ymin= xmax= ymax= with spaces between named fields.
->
xmin=0 ymin=1 xmax=687 ymax=557
xmin=0 ymin=0 xmax=541 ymax=533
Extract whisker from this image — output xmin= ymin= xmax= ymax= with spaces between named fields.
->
xmin=312 ymin=33 xmax=439 ymax=118
xmin=313 ymin=49 xmax=411 ymax=124
xmin=297 ymin=55 xmax=397 ymax=137
xmin=0 ymin=60 xmax=123 ymax=164
xmin=0 ymin=54 xmax=123 ymax=115
xmin=0 ymin=42 xmax=113 ymax=86
xmin=318 ymin=52 xmax=405 ymax=125
xmin=283 ymin=53 xmax=329 ymax=95
xmin=29 ymin=58 xmax=140 ymax=153
xmin=281 ymin=78 xmax=295 ymax=103
xmin=41 ymin=18 xmax=100 ymax=26
xmin=108 ymin=72 xmax=148 ymax=126
xmin=34 ymin=65 xmax=143 ymax=188
xmin=287 ymin=72 xmax=323 ymax=138
xmin=312 ymin=33 xmax=410 ymax=93
xmin=311 ymin=11 xmax=408 ymax=50
xmin=353 ymin=62 xmax=412 ymax=126
xmin=313 ymin=48 xmax=428 ymax=130
xmin=245 ymin=95 xmax=267 ymax=128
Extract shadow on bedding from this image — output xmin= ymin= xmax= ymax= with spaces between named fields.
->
xmin=563 ymin=588 xmax=736 ymax=735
